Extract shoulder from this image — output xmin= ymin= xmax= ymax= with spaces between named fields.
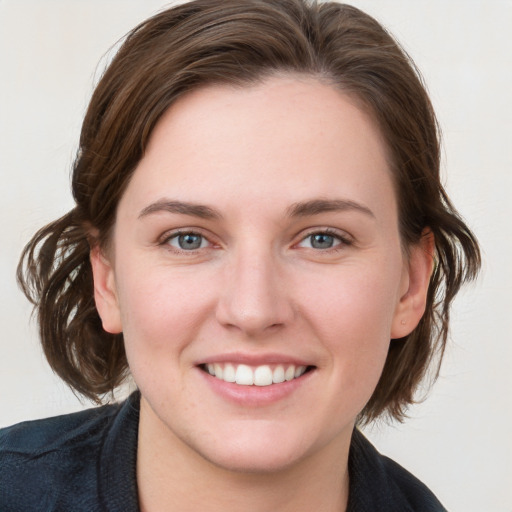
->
xmin=0 ymin=397 xmax=135 ymax=512
xmin=348 ymin=429 xmax=448 ymax=512
xmin=0 ymin=401 xmax=121 ymax=455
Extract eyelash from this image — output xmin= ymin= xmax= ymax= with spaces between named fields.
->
xmin=296 ymin=228 xmax=353 ymax=252
xmin=159 ymin=227 xmax=353 ymax=255
xmin=160 ymin=229 xmax=214 ymax=254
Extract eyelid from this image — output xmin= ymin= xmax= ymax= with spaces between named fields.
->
xmin=294 ymin=227 xmax=354 ymax=249
xmin=156 ymin=226 xmax=353 ymax=253
xmin=158 ymin=227 xmax=219 ymax=252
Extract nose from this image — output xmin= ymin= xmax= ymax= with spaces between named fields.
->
xmin=215 ymin=246 xmax=294 ymax=336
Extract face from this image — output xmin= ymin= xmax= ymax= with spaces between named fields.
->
xmin=92 ymin=76 xmax=430 ymax=474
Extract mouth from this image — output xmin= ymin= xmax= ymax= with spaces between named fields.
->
xmin=200 ymin=363 xmax=315 ymax=386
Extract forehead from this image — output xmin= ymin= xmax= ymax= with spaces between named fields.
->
xmin=119 ymin=76 xmax=395 ymax=222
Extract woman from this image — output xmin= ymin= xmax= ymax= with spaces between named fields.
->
xmin=0 ymin=1 xmax=480 ymax=510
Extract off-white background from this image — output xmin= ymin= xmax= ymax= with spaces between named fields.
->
xmin=1 ymin=1 xmax=510 ymax=510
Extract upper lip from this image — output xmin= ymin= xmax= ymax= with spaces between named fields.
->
xmin=196 ymin=352 xmax=314 ymax=367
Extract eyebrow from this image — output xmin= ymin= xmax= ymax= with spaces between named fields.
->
xmin=286 ymin=199 xmax=375 ymax=219
xmin=138 ymin=199 xmax=222 ymax=220
xmin=138 ymin=198 xmax=375 ymax=221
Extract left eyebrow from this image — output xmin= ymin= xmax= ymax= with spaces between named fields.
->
xmin=286 ymin=199 xmax=375 ymax=219
xmin=138 ymin=199 xmax=223 ymax=220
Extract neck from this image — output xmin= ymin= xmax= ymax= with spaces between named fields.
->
xmin=136 ymin=399 xmax=351 ymax=512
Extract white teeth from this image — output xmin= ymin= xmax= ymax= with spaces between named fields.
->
xmin=254 ymin=365 xmax=273 ymax=386
xmin=223 ymin=363 xmax=236 ymax=382
xmin=206 ymin=363 xmax=309 ymax=386
xmin=213 ymin=363 xmax=223 ymax=379
xmin=235 ymin=364 xmax=254 ymax=385
xmin=285 ymin=366 xmax=295 ymax=381
xmin=273 ymin=365 xmax=285 ymax=384
xmin=294 ymin=365 xmax=306 ymax=378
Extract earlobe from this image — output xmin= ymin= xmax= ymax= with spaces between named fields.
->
xmin=391 ymin=230 xmax=435 ymax=339
xmin=90 ymin=245 xmax=123 ymax=334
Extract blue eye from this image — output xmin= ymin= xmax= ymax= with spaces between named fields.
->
xmin=309 ymin=233 xmax=336 ymax=249
xmin=167 ymin=233 xmax=207 ymax=250
xmin=297 ymin=231 xmax=345 ymax=250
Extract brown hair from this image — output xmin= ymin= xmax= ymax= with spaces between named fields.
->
xmin=17 ymin=0 xmax=480 ymax=422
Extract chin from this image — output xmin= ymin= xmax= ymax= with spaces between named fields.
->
xmin=203 ymin=446 xmax=306 ymax=475
xmin=187 ymin=424 xmax=325 ymax=475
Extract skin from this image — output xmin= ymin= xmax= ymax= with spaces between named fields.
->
xmin=91 ymin=76 xmax=433 ymax=512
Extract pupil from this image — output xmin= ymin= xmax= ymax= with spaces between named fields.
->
xmin=179 ymin=234 xmax=202 ymax=250
xmin=311 ymin=234 xmax=333 ymax=249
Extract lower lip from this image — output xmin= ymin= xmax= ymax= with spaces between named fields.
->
xmin=198 ymin=367 xmax=315 ymax=407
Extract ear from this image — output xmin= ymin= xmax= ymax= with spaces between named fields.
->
xmin=391 ymin=230 xmax=435 ymax=339
xmin=90 ymin=245 xmax=123 ymax=334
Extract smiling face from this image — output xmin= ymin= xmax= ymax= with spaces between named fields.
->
xmin=91 ymin=76 xmax=431 ymax=474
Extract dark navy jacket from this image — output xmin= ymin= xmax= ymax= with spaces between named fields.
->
xmin=0 ymin=392 xmax=447 ymax=511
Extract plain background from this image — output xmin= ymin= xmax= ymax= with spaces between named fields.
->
xmin=0 ymin=1 xmax=510 ymax=510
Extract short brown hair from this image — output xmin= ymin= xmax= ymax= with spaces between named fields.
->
xmin=17 ymin=0 xmax=480 ymax=422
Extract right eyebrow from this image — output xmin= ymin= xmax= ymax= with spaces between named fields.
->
xmin=138 ymin=199 xmax=223 ymax=220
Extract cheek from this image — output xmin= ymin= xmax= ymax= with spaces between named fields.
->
xmin=299 ymin=263 xmax=401 ymax=380
xmin=302 ymin=263 xmax=401 ymax=336
xmin=114 ymin=267 xmax=216 ymax=364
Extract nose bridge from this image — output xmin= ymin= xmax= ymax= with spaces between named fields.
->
xmin=216 ymin=241 xmax=292 ymax=335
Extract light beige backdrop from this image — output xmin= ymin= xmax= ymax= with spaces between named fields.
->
xmin=1 ymin=1 xmax=510 ymax=511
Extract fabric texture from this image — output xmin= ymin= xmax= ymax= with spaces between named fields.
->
xmin=1 ymin=392 xmax=447 ymax=511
